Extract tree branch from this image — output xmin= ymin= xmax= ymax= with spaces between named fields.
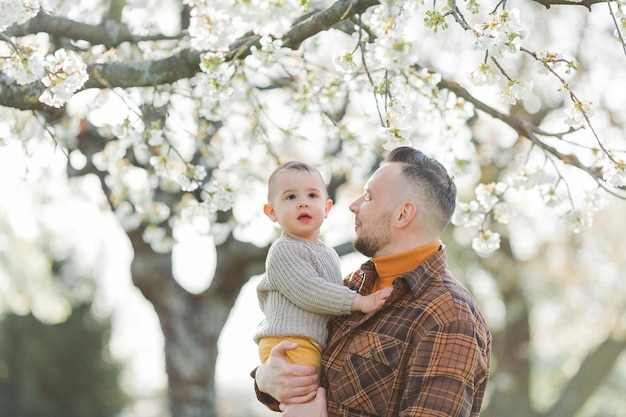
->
xmin=438 ymin=78 xmax=626 ymax=196
xmin=543 ymin=331 xmax=626 ymax=417
xmin=210 ymin=234 xmax=268 ymax=309
xmin=0 ymin=0 xmax=381 ymax=110
xmin=529 ymin=0 xmax=606 ymax=9
xmin=3 ymin=10 xmax=178 ymax=48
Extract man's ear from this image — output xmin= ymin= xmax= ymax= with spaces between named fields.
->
xmin=263 ymin=204 xmax=277 ymax=222
xmin=395 ymin=202 xmax=417 ymax=228
xmin=324 ymin=199 xmax=333 ymax=218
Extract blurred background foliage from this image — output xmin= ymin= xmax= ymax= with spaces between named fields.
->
xmin=0 ymin=302 xmax=128 ymax=417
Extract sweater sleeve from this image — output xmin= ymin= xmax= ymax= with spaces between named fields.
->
xmin=265 ymin=240 xmax=356 ymax=315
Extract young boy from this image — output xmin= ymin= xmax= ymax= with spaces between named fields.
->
xmin=254 ymin=161 xmax=391 ymax=375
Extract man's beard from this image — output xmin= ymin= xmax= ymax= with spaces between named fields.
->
xmin=353 ymin=211 xmax=393 ymax=258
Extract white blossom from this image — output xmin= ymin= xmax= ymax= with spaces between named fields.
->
xmin=178 ymin=164 xmax=208 ymax=192
xmin=202 ymin=181 xmax=235 ymax=212
xmin=39 ymin=49 xmax=89 ymax=108
xmin=150 ymin=154 xmax=171 ymax=177
xmin=564 ymin=100 xmax=594 ymax=128
xmin=142 ymin=225 xmax=175 ymax=253
xmin=562 ymin=209 xmax=592 ymax=233
xmin=508 ymin=163 xmax=554 ymax=190
xmin=115 ymin=201 xmax=142 ymax=231
xmin=381 ymin=125 xmax=408 ymax=151
xmin=112 ymin=117 xmax=144 ymax=143
xmin=448 ymin=156 xmax=474 ymax=177
xmin=247 ymin=36 xmax=285 ymax=67
xmin=452 ymin=200 xmax=485 ymax=228
xmin=472 ymin=229 xmax=501 ymax=257
xmin=475 ymin=182 xmax=507 ymax=211
xmin=492 ymin=202 xmax=511 ymax=224
xmin=197 ymin=54 xmax=236 ymax=121
xmin=250 ymin=0 xmax=302 ymax=37
xmin=602 ymin=160 xmax=626 ymax=187
xmin=0 ymin=0 xmax=40 ymax=32
xmin=538 ymin=183 xmax=565 ymax=208
xmin=332 ymin=50 xmax=360 ymax=75
xmin=468 ymin=63 xmax=500 ymax=86
xmin=534 ymin=50 xmax=566 ymax=75
xmin=146 ymin=128 xmax=165 ymax=146
xmin=188 ymin=4 xmax=239 ymax=51
xmin=4 ymin=44 xmax=46 ymax=85
xmin=92 ymin=141 xmax=127 ymax=172
xmin=473 ymin=9 xmax=526 ymax=58
xmin=179 ymin=199 xmax=216 ymax=231
xmin=146 ymin=202 xmax=171 ymax=224
xmin=583 ymin=189 xmax=609 ymax=212
xmin=367 ymin=33 xmax=419 ymax=70
xmin=499 ymin=79 xmax=533 ymax=105
xmin=187 ymin=0 xmax=301 ymax=51
xmin=211 ymin=221 xmax=233 ymax=246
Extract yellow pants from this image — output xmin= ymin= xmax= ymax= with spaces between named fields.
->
xmin=258 ymin=336 xmax=323 ymax=376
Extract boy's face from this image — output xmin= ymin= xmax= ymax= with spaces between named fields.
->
xmin=264 ymin=170 xmax=332 ymax=242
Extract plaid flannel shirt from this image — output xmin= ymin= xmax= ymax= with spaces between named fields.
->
xmin=254 ymin=247 xmax=491 ymax=417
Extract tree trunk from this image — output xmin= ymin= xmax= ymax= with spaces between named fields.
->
xmin=128 ymin=229 xmax=267 ymax=417
xmin=470 ymin=236 xmax=535 ymax=417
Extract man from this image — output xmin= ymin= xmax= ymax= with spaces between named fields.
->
xmin=253 ymin=146 xmax=492 ymax=417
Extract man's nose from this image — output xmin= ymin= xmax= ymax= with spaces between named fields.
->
xmin=349 ymin=196 xmax=362 ymax=213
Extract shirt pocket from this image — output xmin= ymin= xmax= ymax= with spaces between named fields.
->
xmin=330 ymin=333 xmax=405 ymax=417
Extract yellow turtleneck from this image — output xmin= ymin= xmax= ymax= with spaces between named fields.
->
xmin=372 ymin=241 xmax=442 ymax=292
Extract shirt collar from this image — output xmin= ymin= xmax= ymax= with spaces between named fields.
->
xmin=366 ymin=244 xmax=447 ymax=298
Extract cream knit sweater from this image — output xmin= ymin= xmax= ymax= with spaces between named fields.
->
xmin=254 ymin=234 xmax=356 ymax=348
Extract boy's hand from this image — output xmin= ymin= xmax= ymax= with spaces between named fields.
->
xmin=352 ymin=287 xmax=392 ymax=313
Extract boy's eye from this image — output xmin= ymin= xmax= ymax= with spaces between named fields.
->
xmin=364 ymin=192 xmax=371 ymax=201
xmin=286 ymin=195 xmax=296 ymax=200
xmin=308 ymin=193 xmax=318 ymax=199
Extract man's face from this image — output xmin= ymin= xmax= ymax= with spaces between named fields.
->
xmin=348 ymin=164 xmax=400 ymax=257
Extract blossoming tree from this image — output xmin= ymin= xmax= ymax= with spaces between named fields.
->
xmin=2 ymin=0 xmax=626 ymax=416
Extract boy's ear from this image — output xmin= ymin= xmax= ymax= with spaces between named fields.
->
xmin=263 ymin=204 xmax=277 ymax=222
xmin=324 ymin=199 xmax=333 ymax=218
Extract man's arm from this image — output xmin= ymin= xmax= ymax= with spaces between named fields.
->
xmin=253 ymin=341 xmax=320 ymax=410
xmin=404 ymin=320 xmax=489 ymax=416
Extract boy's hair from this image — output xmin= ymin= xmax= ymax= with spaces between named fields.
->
xmin=386 ymin=147 xmax=457 ymax=234
xmin=267 ymin=161 xmax=327 ymax=202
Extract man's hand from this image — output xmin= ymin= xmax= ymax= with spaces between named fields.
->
xmin=255 ymin=340 xmax=319 ymax=404
xmin=280 ymin=387 xmax=328 ymax=417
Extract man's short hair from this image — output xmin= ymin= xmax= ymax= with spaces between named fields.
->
xmin=386 ymin=147 xmax=457 ymax=234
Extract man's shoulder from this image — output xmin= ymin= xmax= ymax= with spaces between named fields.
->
xmin=413 ymin=269 xmax=488 ymax=327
